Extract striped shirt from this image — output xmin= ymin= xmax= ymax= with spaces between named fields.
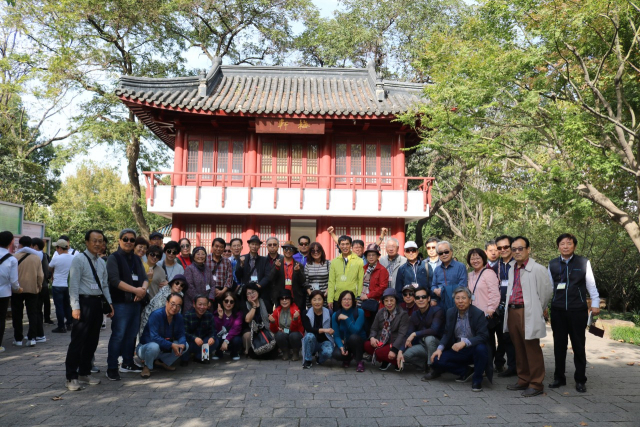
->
xmin=304 ymin=261 xmax=331 ymax=306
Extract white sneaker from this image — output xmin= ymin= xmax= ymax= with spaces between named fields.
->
xmin=78 ymin=375 xmax=101 ymax=385
xmin=0 ymin=346 xmax=5 ymax=353
xmin=232 ymin=356 xmax=240 ymax=361
xmin=28 ymin=339 xmax=36 ymax=347
xmin=12 ymin=340 xmax=23 ymax=347
xmin=101 ymin=321 xmax=106 ymax=330
xmin=65 ymin=379 xmax=85 ymax=391
xmin=35 ymin=336 xmax=47 ymax=343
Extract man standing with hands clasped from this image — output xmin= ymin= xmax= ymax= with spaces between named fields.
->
xmin=65 ymin=230 xmax=114 ymax=391
xmin=548 ymin=233 xmax=600 ymax=393
xmin=504 ymin=236 xmax=552 ymax=397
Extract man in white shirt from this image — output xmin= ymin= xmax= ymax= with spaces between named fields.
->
xmin=49 ymin=238 xmax=75 ymax=332
xmin=0 ymin=231 xmax=22 ymax=353
xmin=51 ymin=235 xmax=79 ymax=259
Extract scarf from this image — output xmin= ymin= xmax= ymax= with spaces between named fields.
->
xmin=246 ymin=299 xmax=269 ymax=329
xmin=362 ymin=263 xmax=376 ymax=297
xmin=379 ymin=306 xmax=397 ymax=345
xmin=279 ymin=307 xmax=292 ymax=330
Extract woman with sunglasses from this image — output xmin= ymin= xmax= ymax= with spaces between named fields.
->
xmin=177 ymin=238 xmax=193 ymax=269
xmin=304 ymin=242 xmax=331 ymax=308
xmin=268 ymin=289 xmax=304 ymax=361
xmin=183 ymin=246 xmax=212 ymax=313
xmin=139 ymin=275 xmax=189 ymax=337
xmin=158 ymin=241 xmax=184 ymax=282
xmin=144 ymin=245 xmax=168 ymax=299
xmin=214 ymin=293 xmax=243 ymax=361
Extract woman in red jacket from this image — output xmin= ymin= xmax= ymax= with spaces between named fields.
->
xmin=269 ymin=289 xmax=304 ymax=361
xmin=360 ymin=243 xmax=390 ymax=335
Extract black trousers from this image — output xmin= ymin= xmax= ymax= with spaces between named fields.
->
xmin=551 ymin=308 xmax=588 ymax=383
xmin=332 ymin=334 xmax=364 ymax=363
xmin=494 ymin=317 xmax=516 ymax=370
xmin=11 ymin=293 xmax=40 ymax=340
xmin=65 ymin=296 xmax=103 ymax=380
xmin=38 ymin=283 xmax=52 ymax=323
xmin=275 ymin=331 xmax=303 ymax=351
xmin=0 ymin=297 xmax=9 ymax=347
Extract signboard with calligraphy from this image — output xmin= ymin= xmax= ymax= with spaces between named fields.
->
xmin=256 ymin=118 xmax=325 ymax=134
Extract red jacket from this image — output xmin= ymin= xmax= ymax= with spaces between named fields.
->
xmin=364 ymin=262 xmax=390 ymax=309
xmin=269 ymin=303 xmax=305 ymax=335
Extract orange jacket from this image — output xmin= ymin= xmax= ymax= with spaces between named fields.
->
xmin=269 ymin=303 xmax=305 ymax=335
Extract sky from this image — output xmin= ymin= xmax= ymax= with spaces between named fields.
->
xmin=55 ymin=0 xmax=340 ymax=181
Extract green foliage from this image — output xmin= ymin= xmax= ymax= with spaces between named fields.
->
xmin=610 ymin=326 xmax=640 ymax=345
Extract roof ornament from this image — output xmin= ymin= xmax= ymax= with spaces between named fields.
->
xmin=375 ymin=71 xmax=385 ymax=102
xmin=198 ymin=69 xmax=207 ymax=98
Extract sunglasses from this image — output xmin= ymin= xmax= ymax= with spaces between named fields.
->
xmin=280 ymin=296 xmax=291 ymax=300
xmin=511 ymin=247 xmax=526 ymax=252
xmin=148 ymin=253 xmax=161 ymax=258
xmin=415 ymin=295 xmax=429 ymax=300
xmin=223 ymin=249 xmax=232 ymax=253
xmin=223 ymin=299 xmax=235 ymax=304
xmin=121 ymin=237 xmax=135 ymax=243
xmin=438 ymin=250 xmax=451 ymax=256
xmin=267 ymin=243 xmax=278 ymax=247
xmin=172 ymin=282 xmax=185 ymax=287
xmin=403 ymin=292 xmax=415 ymax=297
xmin=299 ymin=242 xmax=309 ymax=246
xmin=496 ymin=245 xmax=510 ymax=251
xmin=166 ymin=250 xmax=179 ymax=255
xmin=180 ymin=244 xmax=191 ymax=249
xmin=311 ymin=249 xmax=321 ymax=254
xmin=283 ymin=247 xmax=294 ymax=251
xmin=405 ymin=249 xmax=417 ymax=253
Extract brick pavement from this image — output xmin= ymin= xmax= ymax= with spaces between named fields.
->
xmin=2 ymin=310 xmax=640 ymax=427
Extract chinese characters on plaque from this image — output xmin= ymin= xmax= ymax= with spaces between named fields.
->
xmin=256 ymin=118 xmax=325 ymax=134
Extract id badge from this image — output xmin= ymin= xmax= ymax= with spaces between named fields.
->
xmin=313 ymin=284 xmax=319 ymax=290
xmin=557 ymin=283 xmax=567 ymax=290
xmin=285 ymin=279 xmax=292 ymax=287
xmin=340 ymin=275 xmax=347 ymax=281
xmin=206 ymin=285 xmax=211 ymax=291
xmin=213 ymin=275 xmax=218 ymax=282
xmin=411 ymin=282 xmax=418 ymax=288
xmin=90 ymin=282 xmax=99 ymax=290
xmin=131 ymin=274 xmax=139 ymax=281
xmin=250 ymin=274 xmax=258 ymax=282
xmin=201 ymin=343 xmax=209 ymax=361
xmin=284 ymin=328 xmax=290 ymax=334
xmin=471 ymin=294 xmax=476 ymax=301
xmin=501 ymin=280 xmax=508 ymax=288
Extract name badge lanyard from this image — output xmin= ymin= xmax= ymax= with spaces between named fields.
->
xmin=411 ymin=262 xmax=418 ymax=284
xmin=284 ymin=262 xmax=293 ymax=284
xmin=211 ymin=259 xmax=222 ymax=288
xmin=341 ymin=257 xmax=349 ymax=281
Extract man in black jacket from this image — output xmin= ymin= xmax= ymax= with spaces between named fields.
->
xmin=423 ymin=287 xmax=491 ymax=392
xmin=235 ymin=235 xmax=271 ymax=311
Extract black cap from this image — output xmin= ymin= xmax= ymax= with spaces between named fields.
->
xmin=149 ymin=232 xmax=163 ymax=240
xmin=279 ymin=289 xmax=293 ymax=300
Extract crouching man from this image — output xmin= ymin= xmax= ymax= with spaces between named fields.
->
xmin=423 ymin=287 xmax=491 ymax=392
xmin=137 ymin=293 xmax=188 ymax=378
xmin=181 ymin=294 xmax=216 ymax=365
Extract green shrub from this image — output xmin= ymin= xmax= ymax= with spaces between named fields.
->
xmin=610 ymin=326 xmax=640 ymax=346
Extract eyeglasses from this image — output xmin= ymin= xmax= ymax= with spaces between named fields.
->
xmin=180 ymin=244 xmax=191 ymax=249
xmin=223 ymin=299 xmax=235 ymax=304
xmin=405 ymin=249 xmax=417 ymax=253
xmin=437 ymin=250 xmax=451 ymax=256
xmin=496 ymin=245 xmax=510 ymax=251
xmin=169 ymin=302 xmax=182 ymax=309
xmin=121 ymin=237 xmax=135 ymax=243
xmin=511 ymin=246 xmax=526 ymax=252
xmin=246 ymin=290 xmax=258 ymax=296
xmin=223 ymin=249 xmax=232 ymax=253
xmin=267 ymin=243 xmax=278 ymax=247
xmin=426 ymin=246 xmax=437 ymax=250
xmin=415 ymin=295 xmax=429 ymax=300
xmin=166 ymin=250 xmax=179 ymax=255
xmin=299 ymin=242 xmax=309 ymax=246
xmin=90 ymin=239 xmax=104 ymax=244
xmin=148 ymin=253 xmax=161 ymax=259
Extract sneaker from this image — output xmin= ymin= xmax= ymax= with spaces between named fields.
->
xmin=356 ymin=361 xmax=365 ymax=373
xmin=45 ymin=319 xmax=55 ymax=325
xmin=231 ymin=354 xmax=240 ymax=361
xmin=12 ymin=339 xmax=23 ymax=347
xmin=28 ymin=339 xmax=36 ymax=347
xmin=303 ymin=360 xmax=313 ymax=369
xmin=65 ymin=379 xmax=85 ymax=391
xmin=78 ymin=375 xmax=101 ymax=385
xmin=0 ymin=346 xmax=5 ymax=353
xmin=101 ymin=321 xmax=106 ymax=330
xmin=456 ymin=367 xmax=474 ymax=383
xmin=472 ymin=383 xmax=483 ymax=392
xmin=35 ymin=336 xmax=47 ymax=343
xmin=91 ymin=366 xmax=100 ymax=373
xmin=379 ymin=362 xmax=391 ymax=371
xmin=140 ymin=366 xmax=151 ymax=378
xmin=212 ymin=356 xmax=221 ymax=361
xmin=106 ymin=369 xmax=121 ymax=381
xmin=51 ymin=328 xmax=66 ymax=333
xmin=119 ymin=363 xmax=143 ymax=373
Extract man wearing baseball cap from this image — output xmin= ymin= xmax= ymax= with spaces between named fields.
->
xmin=394 ymin=241 xmax=434 ymax=301
xmin=49 ymin=238 xmax=75 ymax=333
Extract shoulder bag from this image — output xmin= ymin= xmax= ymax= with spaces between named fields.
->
xmin=82 ymin=253 xmax=113 ymax=315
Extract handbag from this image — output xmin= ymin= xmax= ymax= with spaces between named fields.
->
xmin=82 ymin=253 xmax=113 ymax=315
xmin=250 ymin=320 xmax=276 ymax=355
xmin=361 ymin=299 xmax=379 ymax=313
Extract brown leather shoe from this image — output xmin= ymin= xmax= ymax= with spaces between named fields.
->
xmin=521 ymin=387 xmax=543 ymax=397
xmin=140 ymin=366 xmax=151 ymax=378
xmin=507 ymin=383 xmax=528 ymax=391
xmin=154 ymin=360 xmax=175 ymax=371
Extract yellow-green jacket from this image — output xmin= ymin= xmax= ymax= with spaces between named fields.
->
xmin=328 ymin=252 xmax=364 ymax=303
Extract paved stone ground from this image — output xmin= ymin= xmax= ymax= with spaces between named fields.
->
xmin=2 ymin=308 xmax=640 ymax=427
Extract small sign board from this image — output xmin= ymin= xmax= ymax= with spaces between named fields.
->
xmin=256 ymin=118 xmax=325 ymax=134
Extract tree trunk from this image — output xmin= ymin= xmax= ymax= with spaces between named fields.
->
xmin=126 ymin=112 xmax=150 ymax=238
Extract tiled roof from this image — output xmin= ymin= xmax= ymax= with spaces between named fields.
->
xmin=117 ymin=58 xmax=425 ymax=117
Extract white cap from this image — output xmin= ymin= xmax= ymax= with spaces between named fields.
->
xmin=404 ymin=241 xmax=418 ymax=249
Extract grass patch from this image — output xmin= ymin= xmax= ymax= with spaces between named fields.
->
xmin=610 ymin=326 xmax=640 ymax=346
xmin=598 ymin=311 xmax=640 ymax=327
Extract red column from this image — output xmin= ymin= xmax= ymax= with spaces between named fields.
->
xmin=242 ymin=216 xmax=256 ymax=242
xmin=395 ymin=133 xmax=405 ymax=190
xmin=317 ymin=217 xmax=333 ymax=259
xmin=171 ymin=214 xmax=182 ymax=242
xmin=319 ymin=134 xmax=332 ymax=188
xmin=247 ymin=132 xmax=257 ymax=187
xmin=394 ymin=218 xmax=406 ymax=255
xmin=174 ymin=129 xmax=184 ymax=186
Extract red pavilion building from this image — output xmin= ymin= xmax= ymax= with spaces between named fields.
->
xmin=116 ymin=59 xmax=433 ymax=257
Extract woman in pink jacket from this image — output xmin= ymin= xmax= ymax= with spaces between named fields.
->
xmin=467 ymin=248 xmax=500 ymax=317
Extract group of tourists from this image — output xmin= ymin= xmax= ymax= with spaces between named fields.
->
xmin=0 ymin=226 xmax=599 ymax=398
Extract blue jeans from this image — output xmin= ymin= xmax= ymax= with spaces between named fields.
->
xmin=432 ymin=343 xmax=488 ymax=385
xmin=302 ymin=333 xmax=334 ymax=364
xmin=52 ymin=286 xmax=72 ymax=329
xmin=107 ymin=302 xmax=141 ymax=370
xmin=137 ymin=341 xmax=189 ymax=368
